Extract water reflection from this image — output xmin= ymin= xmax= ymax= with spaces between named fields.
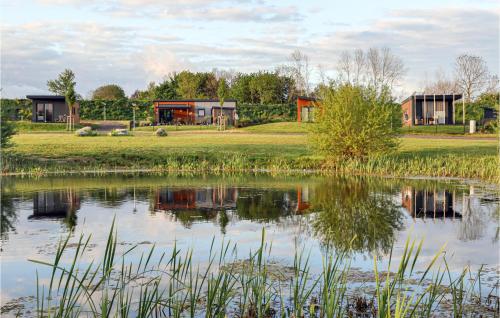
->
xmin=1 ymin=175 xmax=498 ymax=252
xmin=402 ymin=187 xmax=460 ymax=219
xmin=150 ymin=186 xmax=311 ymax=233
xmin=29 ymin=190 xmax=80 ymax=228
xmin=1 ymin=186 xmax=17 ymax=241
xmin=400 ymin=185 xmax=498 ymax=242
xmin=311 ymin=177 xmax=404 ymax=254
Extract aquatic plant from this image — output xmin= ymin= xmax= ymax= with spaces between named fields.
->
xmin=29 ymin=223 xmax=498 ymax=317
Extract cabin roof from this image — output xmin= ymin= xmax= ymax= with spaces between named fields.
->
xmin=26 ymin=95 xmax=66 ymax=101
xmin=154 ymin=99 xmax=237 ymax=103
xmin=400 ymin=93 xmax=462 ymax=105
xmin=297 ymin=95 xmax=318 ymax=101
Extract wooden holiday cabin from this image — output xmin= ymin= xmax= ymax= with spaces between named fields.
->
xmin=401 ymin=93 xmax=462 ymax=126
xmin=27 ymin=95 xmax=80 ymax=124
xmin=153 ymin=99 xmax=237 ymax=126
xmin=297 ymin=96 xmax=320 ymax=122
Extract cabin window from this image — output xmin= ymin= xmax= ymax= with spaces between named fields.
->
xmin=197 ymin=109 xmax=205 ymax=117
xmin=37 ymin=103 xmax=45 ymax=121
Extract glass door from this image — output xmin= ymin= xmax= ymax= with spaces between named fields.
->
xmin=37 ymin=103 xmax=45 ymax=122
xmin=45 ymin=104 xmax=53 ymax=122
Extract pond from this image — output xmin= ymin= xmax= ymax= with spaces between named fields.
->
xmin=1 ymin=174 xmax=499 ymax=316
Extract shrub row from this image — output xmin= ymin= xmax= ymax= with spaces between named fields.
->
xmin=237 ymin=103 xmax=297 ymax=126
xmin=79 ymin=99 xmax=154 ymax=120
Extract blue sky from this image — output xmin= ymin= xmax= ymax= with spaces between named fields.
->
xmin=1 ymin=0 xmax=498 ymax=98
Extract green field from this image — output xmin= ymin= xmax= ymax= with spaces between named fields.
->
xmin=13 ymin=120 xmax=497 ymax=137
xmin=402 ymin=124 xmax=494 ymax=136
xmin=240 ymin=122 xmax=311 ymax=133
xmin=3 ymin=130 xmax=498 ymax=181
xmin=134 ymin=124 xmax=217 ymax=132
xmin=14 ymin=121 xmax=81 ymax=132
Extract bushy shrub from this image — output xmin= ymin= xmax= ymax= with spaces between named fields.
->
xmin=154 ymin=128 xmax=168 ymax=136
xmin=75 ymin=126 xmax=98 ymax=137
xmin=1 ymin=99 xmax=32 ymax=120
xmin=481 ymin=120 xmax=498 ymax=133
xmin=109 ymin=129 xmax=130 ymax=136
xmin=1 ymin=117 xmax=16 ymax=149
xmin=236 ymin=103 xmax=296 ymax=126
xmin=310 ymin=84 xmax=400 ymax=160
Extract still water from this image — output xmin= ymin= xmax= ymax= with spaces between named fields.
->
xmin=1 ymin=174 xmax=499 ymax=313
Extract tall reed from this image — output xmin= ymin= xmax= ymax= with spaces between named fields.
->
xmin=29 ymin=224 xmax=497 ymax=317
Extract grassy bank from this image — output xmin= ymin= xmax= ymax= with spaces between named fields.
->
xmin=2 ymin=132 xmax=498 ymax=181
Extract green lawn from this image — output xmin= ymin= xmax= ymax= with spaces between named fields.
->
xmin=3 ymin=132 xmax=498 ymax=181
xmin=402 ymin=124 xmax=497 ymax=136
xmin=240 ymin=122 xmax=311 ymax=133
xmin=134 ymin=124 xmax=217 ymax=132
xmin=13 ymin=120 xmax=496 ymax=137
xmin=14 ymin=121 xmax=81 ymax=132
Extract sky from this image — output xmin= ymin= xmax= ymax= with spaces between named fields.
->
xmin=1 ymin=0 xmax=499 ymax=99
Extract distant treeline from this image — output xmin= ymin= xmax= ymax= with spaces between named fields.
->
xmin=131 ymin=70 xmax=298 ymax=104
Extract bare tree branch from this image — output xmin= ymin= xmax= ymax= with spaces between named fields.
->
xmin=455 ymin=54 xmax=489 ymax=101
xmin=336 ymin=47 xmax=405 ymax=95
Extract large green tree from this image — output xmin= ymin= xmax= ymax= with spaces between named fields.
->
xmin=47 ymin=69 xmax=76 ymax=95
xmin=131 ymin=75 xmax=179 ymax=100
xmin=176 ymin=71 xmax=202 ymax=99
xmin=230 ymin=73 xmax=253 ymax=103
xmin=92 ymin=84 xmax=126 ymax=100
xmin=200 ymin=72 xmax=219 ymax=99
xmin=310 ymin=84 xmax=400 ymax=160
xmin=155 ymin=75 xmax=179 ymax=100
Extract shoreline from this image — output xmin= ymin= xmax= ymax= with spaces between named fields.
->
xmin=2 ymin=166 xmax=499 ymax=186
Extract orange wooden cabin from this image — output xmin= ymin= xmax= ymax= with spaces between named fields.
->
xmin=153 ymin=99 xmax=237 ymax=125
xmin=297 ymin=96 xmax=320 ymax=122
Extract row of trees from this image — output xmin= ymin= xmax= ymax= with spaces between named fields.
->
xmin=129 ymin=70 xmax=297 ymax=105
xmin=53 ymin=50 xmax=497 ymax=108
xmin=74 ymin=49 xmax=312 ymax=104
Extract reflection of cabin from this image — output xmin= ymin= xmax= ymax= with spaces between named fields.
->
xmin=400 ymin=93 xmax=462 ymax=126
xmin=29 ymin=190 xmax=80 ymax=220
xmin=154 ymin=187 xmax=238 ymax=213
xmin=152 ymin=185 xmax=312 ymax=220
xmin=296 ymin=185 xmax=310 ymax=212
xmin=297 ymin=96 xmax=320 ymax=123
xmin=402 ymin=187 xmax=461 ymax=219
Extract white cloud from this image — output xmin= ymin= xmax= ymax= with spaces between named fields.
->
xmin=307 ymin=7 xmax=499 ymax=93
xmin=139 ymin=46 xmax=191 ymax=82
xmin=1 ymin=4 xmax=498 ymax=98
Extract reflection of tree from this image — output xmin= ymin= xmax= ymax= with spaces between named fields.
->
xmin=236 ymin=190 xmax=298 ymax=221
xmin=91 ymin=188 xmax=129 ymax=208
xmin=219 ymin=210 xmax=229 ymax=234
xmin=458 ymin=193 xmax=486 ymax=242
xmin=170 ymin=210 xmax=219 ymax=228
xmin=311 ymin=177 xmax=404 ymax=254
xmin=1 ymin=183 xmax=18 ymax=241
